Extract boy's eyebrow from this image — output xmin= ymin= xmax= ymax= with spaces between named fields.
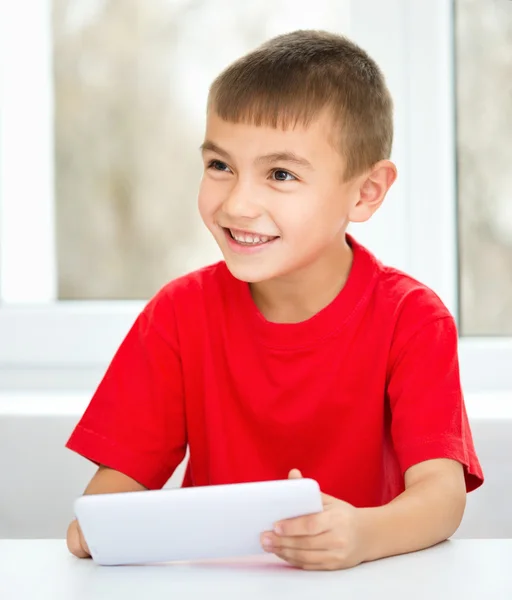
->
xmin=200 ymin=140 xmax=313 ymax=170
xmin=200 ymin=140 xmax=232 ymax=160
xmin=255 ymin=152 xmax=313 ymax=170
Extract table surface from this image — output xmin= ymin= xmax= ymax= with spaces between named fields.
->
xmin=2 ymin=539 xmax=512 ymax=600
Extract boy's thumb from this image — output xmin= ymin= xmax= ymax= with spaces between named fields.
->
xmin=288 ymin=468 xmax=303 ymax=479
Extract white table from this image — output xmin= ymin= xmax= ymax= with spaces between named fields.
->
xmin=1 ymin=539 xmax=511 ymax=600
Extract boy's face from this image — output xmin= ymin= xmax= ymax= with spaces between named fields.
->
xmin=198 ymin=111 xmax=374 ymax=283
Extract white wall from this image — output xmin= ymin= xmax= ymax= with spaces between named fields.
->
xmin=0 ymin=392 xmax=511 ymax=539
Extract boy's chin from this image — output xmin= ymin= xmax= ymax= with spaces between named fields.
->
xmin=223 ymin=259 xmax=281 ymax=284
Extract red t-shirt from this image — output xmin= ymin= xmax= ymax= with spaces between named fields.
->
xmin=66 ymin=235 xmax=483 ymax=507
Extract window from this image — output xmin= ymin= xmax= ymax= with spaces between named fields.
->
xmin=54 ymin=0 xmax=351 ymax=300
xmin=455 ymin=0 xmax=512 ymax=336
xmin=0 ymin=0 xmax=511 ymax=392
xmin=404 ymin=0 xmax=512 ymax=392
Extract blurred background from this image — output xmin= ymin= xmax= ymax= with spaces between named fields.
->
xmin=0 ymin=0 xmax=511 ymax=540
xmin=455 ymin=0 xmax=512 ymax=335
xmin=49 ymin=0 xmax=512 ymax=334
xmin=4 ymin=0 xmax=510 ymax=331
xmin=51 ymin=0 xmax=353 ymax=301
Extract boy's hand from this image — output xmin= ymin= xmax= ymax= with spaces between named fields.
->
xmin=66 ymin=465 xmax=147 ymax=559
xmin=260 ymin=469 xmax=365 ymax=571
xmin=66 ymin=519 xmax=91 ymax=559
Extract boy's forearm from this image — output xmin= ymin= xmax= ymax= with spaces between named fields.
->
xmin=83 ymin=465 xmax=147 ymax=495
xmin=358 ymin=471 xmax=467 ymax=562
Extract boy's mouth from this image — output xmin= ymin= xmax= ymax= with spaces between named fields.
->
xmin=226 ymin=228 xmax=279 ymax=246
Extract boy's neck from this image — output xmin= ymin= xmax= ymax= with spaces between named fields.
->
xmin=249 ymin=237 xmax=354 ymax=324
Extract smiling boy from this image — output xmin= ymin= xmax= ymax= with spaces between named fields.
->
xmin=66 ymin=30 xmax=483 ymax=570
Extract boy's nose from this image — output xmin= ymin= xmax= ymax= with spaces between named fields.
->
xmin=222 ymin=187 xmax=261 ymax=220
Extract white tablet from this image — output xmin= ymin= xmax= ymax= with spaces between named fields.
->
xmin=74 ymin=478 xmax=323 ymax=566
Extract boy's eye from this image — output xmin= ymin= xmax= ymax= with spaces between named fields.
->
xmin=272 ymin=169 xmax=296 ymax=182
xmin=208 ymin=159 xmax=231 ymax=173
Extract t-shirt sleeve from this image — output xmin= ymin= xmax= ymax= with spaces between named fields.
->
xmin=387 ymin=314 xmax=483 ymax=492
xmin=65 ymin=288 xmax=187 ymax=490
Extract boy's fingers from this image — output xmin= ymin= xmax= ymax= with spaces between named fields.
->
xmin=67 ymin=519 xmax=90 ymax=558
xmin=287 ymin=469 xmax=338 ymax=509
xmin=275 ymin=510 xmax=331 ymax=537
xmin=287 ymin=469 xmax=336 ymax=507
xmin=288 ymin=469 xmax=303 ymax=479
xmin=77 ymin=521 xmax=91 ymax=556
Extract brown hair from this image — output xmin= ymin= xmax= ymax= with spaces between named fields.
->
xmin=208 ymin=30 xmax=393 ymax=180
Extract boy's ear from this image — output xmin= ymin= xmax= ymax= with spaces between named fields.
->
xmin=348 ymin=160 xmax=397 ymax=223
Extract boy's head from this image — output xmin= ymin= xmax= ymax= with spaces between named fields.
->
xmin=198 ymin=30 xmax=397 ymax=284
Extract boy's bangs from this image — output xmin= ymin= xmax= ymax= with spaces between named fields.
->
xmin=206 ymin=30 xmax=394 ymax=179
xmin=209 ymin=82 xmax=332 ymax=130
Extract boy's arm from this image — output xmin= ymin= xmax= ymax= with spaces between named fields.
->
xmin=66 ymin=288 xmax=188 ymax=559
xmin=358 ymin=457 xmax=466 ymax=561
xmin=264 ymin=314 xmax=481 ymax=570
xmin=67 ymin=465 xmax=147 ymax=558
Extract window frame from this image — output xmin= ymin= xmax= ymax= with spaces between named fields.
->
xmin=0 ymin=0 xmax=56 ymax=303
xmin=404 ymin=0 xmax=512 ymax=392
xmin=0 ymin=0 xmax=511 ymax=392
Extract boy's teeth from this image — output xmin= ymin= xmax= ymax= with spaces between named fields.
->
xmin=230 ymin=230 xmax=272 ymax=245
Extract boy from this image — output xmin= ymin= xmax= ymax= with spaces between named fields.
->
xmin=66 ymin=30 xmax=483 ymax=571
